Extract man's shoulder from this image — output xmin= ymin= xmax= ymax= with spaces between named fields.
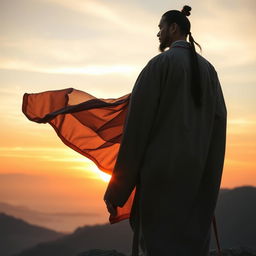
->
xmin=197 ymin=54 xmax=218 ymax=75
xmin=146 ymin=51 xmax=172 ymax=68
xmin=145 ymin=49 xmax=219 ymax=76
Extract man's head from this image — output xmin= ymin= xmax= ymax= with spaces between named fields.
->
xmin=157 ymin=6 xmax=191 ymax=52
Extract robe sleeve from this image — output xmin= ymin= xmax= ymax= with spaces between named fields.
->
xmin=104 ymin=54 xmax=169 ymax=207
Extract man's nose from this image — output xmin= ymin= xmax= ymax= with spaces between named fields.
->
xmin=157 ymin=31 xmax=160 ymax=37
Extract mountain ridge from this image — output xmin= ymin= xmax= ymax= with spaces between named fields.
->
xmin=0 ymin=213 xmax=64 ymax=256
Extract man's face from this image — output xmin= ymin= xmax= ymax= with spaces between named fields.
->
xmin=157 ymin=16 xmax=174 ymax=52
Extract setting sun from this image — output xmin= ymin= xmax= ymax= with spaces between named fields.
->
xmin=91 ymin=165 xmax=111 ymax=182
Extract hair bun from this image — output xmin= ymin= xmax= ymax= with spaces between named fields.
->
xmin=181 ymin=5 xmax=191 ymax=16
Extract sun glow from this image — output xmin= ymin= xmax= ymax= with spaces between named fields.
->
xmin=91 ymin=165 xmax=111 ymax=183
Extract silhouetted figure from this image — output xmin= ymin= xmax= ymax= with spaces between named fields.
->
xmin=104 ymin=5 xmax=227 ymax=256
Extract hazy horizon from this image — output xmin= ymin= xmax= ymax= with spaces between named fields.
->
xmin=1 ymin=185 xmax=254 ymax=233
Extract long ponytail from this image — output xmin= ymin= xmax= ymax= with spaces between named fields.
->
xmin=162 ymin=5 xmax=203 ymax=108
xmin=188 ymin=32 xmax=203 ymax=108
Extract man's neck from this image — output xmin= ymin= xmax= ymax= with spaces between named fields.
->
xmin=172 ymin=35 xmax=187 ymax=43
xmin=173 ymin=38 xmax=187 ymax=43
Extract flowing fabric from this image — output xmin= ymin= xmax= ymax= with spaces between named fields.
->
xmin=22 ymin=87 xmax=135 ymax=224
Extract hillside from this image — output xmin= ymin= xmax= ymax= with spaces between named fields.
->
xmin=0 ymin=213 xmax=64 ymax=256
xmin=14 ymin=220 xmax=133 ymax=256
xmin=212 ymin=186 xmax=256 ymax=249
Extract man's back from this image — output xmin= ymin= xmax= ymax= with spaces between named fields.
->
xmin=140 ymin=40 xmax=226 ymax=184
xmin=134 ymin=40 xmax=227 ymax=255
xmin=94 ymin=36 xmax=227 ymax=255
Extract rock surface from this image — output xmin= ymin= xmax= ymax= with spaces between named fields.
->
xmin=77 ymin=249 xmax=126 ymax=256
xmin=210 ymin=247 xmax=256 ymax=255
xmin=77 ymin=247 xmax=256 ymax=256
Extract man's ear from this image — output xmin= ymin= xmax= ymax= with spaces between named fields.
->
xmin=168 ymin=23 xmax=178 ymax=34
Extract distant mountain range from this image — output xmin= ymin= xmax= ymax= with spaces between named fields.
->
xmin=12 ymin=219 xmax=133 ymax=256
xmin=0 ymin=201 xmax=101 ymax=233
xmin=0 ymin=213 xmax=64 ymax=256
xmin=1 ymin=186 xmax=255 ymax=256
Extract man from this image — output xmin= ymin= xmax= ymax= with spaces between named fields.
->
xmin=104 ymin=5 xmax=227 ymax=256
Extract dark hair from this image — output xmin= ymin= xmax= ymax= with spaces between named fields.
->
xmin=162 ymin=5 xmax=203 ymax=108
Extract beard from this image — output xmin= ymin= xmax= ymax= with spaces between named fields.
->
xmin=158 ymin=35 xmax=172 ymax=52
xmin=159 ymin=41 xmax=168 ymax=52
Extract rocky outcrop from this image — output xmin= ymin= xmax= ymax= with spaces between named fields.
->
xmin=77 ymin=247 xmax=256 ymax=256
xmin=77 ymin=249 xmax=126 ymax=256
xmin=209 ymin=247 xmax=256 ymax=255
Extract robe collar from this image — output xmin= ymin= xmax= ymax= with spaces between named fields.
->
xmin=170 ymin=40 xmax=191 ymax=49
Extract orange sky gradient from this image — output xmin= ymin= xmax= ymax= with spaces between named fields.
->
xmin=1 ymin=0 xmax=256 ymax=231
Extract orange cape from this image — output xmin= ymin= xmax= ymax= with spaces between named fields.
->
xmin=22 ymin=87 xmax=135 ymax=224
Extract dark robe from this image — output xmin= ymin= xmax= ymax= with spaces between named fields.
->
xmin=22 ymin=40 xmax=227 ymax=256
xmin=104 ymin=40 xmax=227 ymax=256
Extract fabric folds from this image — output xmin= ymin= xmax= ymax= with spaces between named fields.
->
xmin=22 ymin=87 xmax=135 ymax=224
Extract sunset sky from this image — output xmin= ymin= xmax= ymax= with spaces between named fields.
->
xmin=1 ymin=0 xmax=256 ymax=232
